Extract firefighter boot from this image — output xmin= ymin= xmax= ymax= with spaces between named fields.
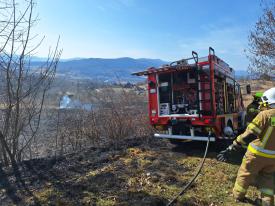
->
xmin=255 ymin=195 xmax=274 ymax=206
xmin=258 ymin=171 xmax=275 ymax=206
xmin=256 ymin=194 xmax=274 ymax=206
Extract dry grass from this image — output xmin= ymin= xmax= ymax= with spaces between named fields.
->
xmin=0 ymin=138 xmax=259 ymax=206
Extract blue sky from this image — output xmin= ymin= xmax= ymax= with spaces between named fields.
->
xmin=31 ymin=0 xmax=262 ymax=70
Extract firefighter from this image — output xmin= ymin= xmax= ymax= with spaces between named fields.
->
xmin=217 ymin=87 xmax=275 ymax=206
xmin=246 ymin=92 xmax=263 ymax=124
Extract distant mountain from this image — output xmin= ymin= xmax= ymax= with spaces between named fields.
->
xmin=30 ymin=57 xmax=249 ymax=82
xmin=31 ymin=57 xmax=167 ymax=82
xmin=29 ymin=56 xmax=85 ymax=62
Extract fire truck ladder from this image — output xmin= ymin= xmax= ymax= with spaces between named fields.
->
xmin=193 ymin=47 xmax=215 ymax=118
xmin=168 ymin=49 xmax=215 ymax=205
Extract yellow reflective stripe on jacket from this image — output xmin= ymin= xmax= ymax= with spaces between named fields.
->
xmin=247 ymin=123 xmax=262 ymax=135
xmin=252 ymin=117 xmax=261 ymax=126
xmin=259 ymin=188 xmax=274 ymax=196
xmin=261 ymin=126 xmax=274 ymax=147
xmin=248 ymin=144 xmax=275 ymax=159
xmin=234 ymin=182 xmax=247 ymax=193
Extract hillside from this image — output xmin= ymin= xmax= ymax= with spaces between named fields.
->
xmin=0 ymin=137 xmax=256 ymax=206
xmin=31 ymin=57 xmax=167 ymax=82
xmin=1 ymin=80 xmax=274 ymax=206
xmin=30 ymin=57 xmax=247 ymax=82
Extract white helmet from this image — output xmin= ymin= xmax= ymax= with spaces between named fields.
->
xmin=262 ymin=87 xmax=275 ymax=107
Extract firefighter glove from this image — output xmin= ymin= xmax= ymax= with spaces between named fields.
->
xmin=217 ymin=141 xmax=242 ymax=162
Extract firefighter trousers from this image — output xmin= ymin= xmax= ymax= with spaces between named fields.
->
xmin=233 ymin=150 xmax=275 ymax=206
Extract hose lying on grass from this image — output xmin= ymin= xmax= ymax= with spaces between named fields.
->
xmin=167 ymin=134 xmax=211 ymax=206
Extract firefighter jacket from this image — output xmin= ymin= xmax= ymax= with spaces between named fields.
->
xmin=236 ymin=108 xmax=275 ymax=158
xmin=246 ymin=101 xmax=260 ymax=124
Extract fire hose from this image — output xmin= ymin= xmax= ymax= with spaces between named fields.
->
xmin=166 ymin=133 xmax=211 ymax=206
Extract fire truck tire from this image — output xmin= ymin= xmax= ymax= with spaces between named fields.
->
xmin=222 ymin=120 xmax=234 ymax=137
xmin=216 ymin=120 xmax=234 ymax=150
xmin=238 ymin=111 xmax=246 ymax=134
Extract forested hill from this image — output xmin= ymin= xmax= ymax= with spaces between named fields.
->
xmin=30 ymin=57 xmax=166 ymax=82
xmin=30 ymin=57 xmax=247 ymax=81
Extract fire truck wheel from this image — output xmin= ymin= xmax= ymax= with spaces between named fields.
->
xmin=223 ymin=120 xmax=235 ymax=138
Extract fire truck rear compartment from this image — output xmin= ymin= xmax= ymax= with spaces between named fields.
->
xmin=158 ymin=69 xmax=212 ymax=116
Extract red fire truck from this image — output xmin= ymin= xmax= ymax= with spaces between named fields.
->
xmin=133 ymin=47 xmax=246 ymax=142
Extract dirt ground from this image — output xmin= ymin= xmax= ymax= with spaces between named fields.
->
xmin=0 ymin=137 xmax=259 ymax=206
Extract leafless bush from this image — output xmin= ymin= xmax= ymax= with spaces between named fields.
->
xmin=95 ymin=87 xmax=152 ymax=147
xmin=55 ymin=110 xmax=100 ymax=155
xmin=0 ymin=0 xmax=61 ymax=169
xmin=54 ymin=85 xmax=153 ymax=155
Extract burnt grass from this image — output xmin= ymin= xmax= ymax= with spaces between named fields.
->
xmin=0 ymin=138 xmax=258 ymax=206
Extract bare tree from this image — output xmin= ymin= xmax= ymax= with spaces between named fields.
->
xmin=0 ymin=0 xmax=61 ymax=170
xmin=93 ymin=86 xmax=152 ymax=148
xmin=247 ymin=1 xmax=275 ymax=78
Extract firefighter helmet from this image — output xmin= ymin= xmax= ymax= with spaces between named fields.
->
xmin=253 ymin=92 xmax=263 ymax=102
xmin=261 ymin=87 xmax=275 ymax=107
xmin=254 ymin=92 xmax=263 ymax=99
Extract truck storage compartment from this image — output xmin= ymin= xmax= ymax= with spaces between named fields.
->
xmin=158 ymin=70 xmax=207 ymax=116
